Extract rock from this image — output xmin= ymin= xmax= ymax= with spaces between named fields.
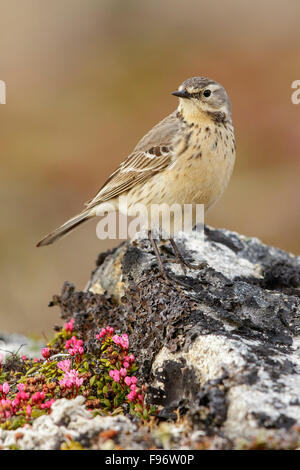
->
xmin=0 ymin=333 xmax=44 ymax=360
xmin=0 ymin=395 xmax=232 ymax=450
xmin=50 ymin=226 xmax=300 ymax=446
xmin=0 ymin=396 xmax=136 ymax=450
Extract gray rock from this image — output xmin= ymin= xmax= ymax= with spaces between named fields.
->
xmin=0 ymin=396 xmax=136 ymax=450
xmin=0 ymin=333 xmax=44 ymax=360
xmin=51 ymin=226 xmax=300 ymax=445
xmin=0 ymin=395 xmax=232 ymax=450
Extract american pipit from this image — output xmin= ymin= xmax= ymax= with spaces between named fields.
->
xmin=37 ymin=76 xmax=236 ymax=283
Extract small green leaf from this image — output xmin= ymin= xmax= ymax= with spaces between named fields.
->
xmin=90 ymin=375 xmax=96 ymax=386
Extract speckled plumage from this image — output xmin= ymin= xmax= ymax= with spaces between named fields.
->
xmin=37 ymin=76 xmax=235 ymax=246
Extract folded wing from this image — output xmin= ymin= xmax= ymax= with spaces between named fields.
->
xmin=85 ymin=111 xmax=180 ymax=208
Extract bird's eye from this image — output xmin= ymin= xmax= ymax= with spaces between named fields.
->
xmin=203 ymin=89 xmax=211 ymax=97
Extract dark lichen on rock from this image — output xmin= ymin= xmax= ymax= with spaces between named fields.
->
xmin=46 ymin=226 xmax=300 ymax=446
xmin=1 ymin=225 xmax=300 ymax=449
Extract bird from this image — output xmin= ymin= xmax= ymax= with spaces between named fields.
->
xmin=37 ymin=76 xmax=236 ymax=284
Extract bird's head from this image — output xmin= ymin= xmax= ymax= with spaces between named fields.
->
xmin=172 ymin=77 xmax=232 ymax=124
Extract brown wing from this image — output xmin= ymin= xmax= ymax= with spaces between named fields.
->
xmin=85 ymin=111 xmax=180 ymax=209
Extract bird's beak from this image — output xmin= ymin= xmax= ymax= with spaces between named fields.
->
xmin=172 ymin=89 xmax=190 ymax=99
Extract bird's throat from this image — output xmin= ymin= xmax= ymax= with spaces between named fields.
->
xmin=178 ymin=102 xmax=215 ymax=126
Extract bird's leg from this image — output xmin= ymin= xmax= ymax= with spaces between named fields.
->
xmin=157 ymin=244 xmax=186 ymax=269
xmin=169 ymin=238 xmax=207 ymax=271
xmin=148 ymin=230 xmax=169 ymax=279
xmin=147 ymin=230 xmax=191 ymax=288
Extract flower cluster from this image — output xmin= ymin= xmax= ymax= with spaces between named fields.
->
xmin=112 ymin=334 xmax=129 ymax=351
xmin=57 ymin=355 xmax=85 ymax=397
xmin=96 ymin=326 xmax=114 ymax=340
xmin=40 ymin=398 xmax=55 ymax=410
xmin=64 ymin=318 xmax=75 ymax=333
xmin=96 ymin=326 xmax=148 ymax=415
xmin=0 ymin=320 xmax=156 ymax=430
xmin=123 ymin=376 xmax=143 ymax=402
xmin=65 ymin=336 xmax=84 ymax=358
xmin=0 ymin=382 xmax=10 ymax=397
xmin=31 ymin=391 xmax=45 ymax=404
xmin=0 ymin=379 xmax=52 ymax=423
xmin=57 ymin=359 xmax=71 ymax=372
xmin=123 ymin=354 xmax=135 ymax=369
xmin=59 ymin=369 xmax=84 ymax=393
xmin=41 ymin=347 xmax=51 ymax=360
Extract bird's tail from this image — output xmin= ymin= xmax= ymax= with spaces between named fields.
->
xmin=36 ymin=208 xmax=94 ymax=247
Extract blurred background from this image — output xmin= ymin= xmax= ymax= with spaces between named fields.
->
xmin=0 ymin=0 xmax=299 ymax=335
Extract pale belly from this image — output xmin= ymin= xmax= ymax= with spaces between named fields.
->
xmin=166 ymin=142 xmax=235 ymax=209
xmin=119 ymin=124 xmax=235 ymax=234
xmin=128 ymin=133 xmax=235 ymax=208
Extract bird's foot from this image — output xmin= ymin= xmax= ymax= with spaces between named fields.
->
xmin=148 ymin=230 xmax=192 ymax=289
xmin=169 ymin=238 xmax=208 ymax=273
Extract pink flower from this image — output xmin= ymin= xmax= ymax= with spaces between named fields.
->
xmin=31 ymin=392 xmax=45 ymax=404
xmin=59 ymin=369 xmax=84 ymax=390
xmin=40 ymin=399 xmax=55 ymax=410
xmin=1 ymin=398 xmax=11 ymax=406
xmin=64 ymin=318 xmax=75 ymax=333
xmin=16 ymin=390 xmax=30 ymax=402
xmin=21 ymin=355 xmax=27 ymax=361
xmin=96 ymin=328 xmax=107 ymax=340
xmin=65 ymin=336 xmax=84 ymax=357
xmin=0 ymin=352 xmax=4 ymax=364
xmin=3 ymin=382 xmax=9 ymax=395
xmin=65 ymin=336 xmax=84 ymax=356
xmin=125 ymin=376 xmax=132 ymax=386
xmin=17 ymin=383 xmax=25 ymax=392
xmin=127 ymin=391 xmax=137 ymax=402
xmin=125 ymin=375 xmax=138 ymax=388
xmin=119 ymin=368 xmax=127 ymax=377
xmin=41 ymin=347 xmax=50 ymax=359
xmin=96 ymin=326 xmax=115 ymax=339
xmin=138 ymin=394 xmax=144 ymax=403
xmin=97 ymin=326 xmax=115 ymax=339
xmin=57 ymin=359 xmax=71 ymax=372
xmin=109 ymin=370 xmax=120 ymax=383
xmin=123 ymin=355 xmax=134 ymax=366
xmin=12 ymin=398 xmax=20 ymax=408
xmin=112 ymin=335 xmax=120 ymax=345
xmin=112 ymin=334 xmax=129 ymax=350
xmin=121 ymin=334 xmax=129 ymax=349
xmin=26 ymin=405 xmax=32 ymax=417
xmin=75 ymin=377 xmax=83 ymax=387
